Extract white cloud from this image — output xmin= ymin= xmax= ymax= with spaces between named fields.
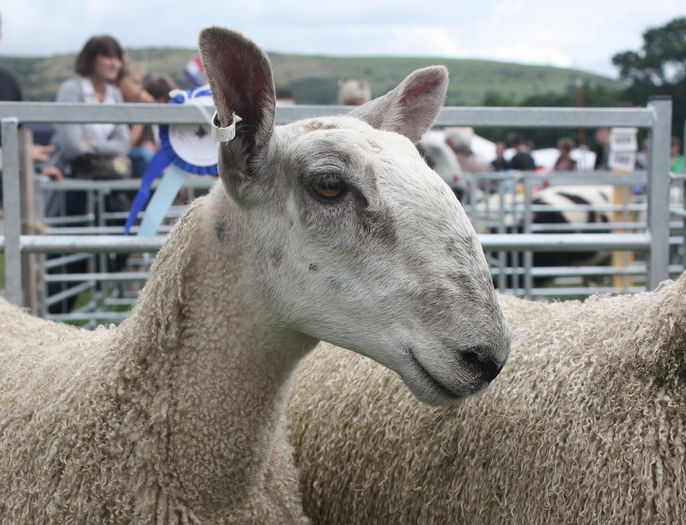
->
xmin=1 ymin=0 xmax=684 ymax=78
xmin=493 ymin=0 xmax=525 ymax=16
xmin=488 ymin=44 xmax=573 ymax=68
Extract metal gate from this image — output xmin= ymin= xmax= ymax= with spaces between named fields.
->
xmin=1 ymin=97 xmax=679 ymax=324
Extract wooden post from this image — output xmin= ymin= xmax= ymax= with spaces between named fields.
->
xmin=19 ymin=128 xmax=38 ymax=314
xmin=611 ymin=186 xmax=633 ymax=289
xmin=608 ymin=128 xmax=637 ymax=291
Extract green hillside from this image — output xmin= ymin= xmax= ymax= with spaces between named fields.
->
xmin=1 ymin=47 xmax=622 ymax=106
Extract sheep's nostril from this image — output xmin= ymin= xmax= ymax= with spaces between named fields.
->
xmin=460 ymin=350 xmax=501 ymax=383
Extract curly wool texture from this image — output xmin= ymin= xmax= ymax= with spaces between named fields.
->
xmin=0 ymin=191 xmax=308 ymax=524
xmin=287 ymin=273 xmax=686 ymax=524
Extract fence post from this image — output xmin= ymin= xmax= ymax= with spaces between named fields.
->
xmin=1 ymin=117 xmax=23 ymax=306
xmin=608 ymin=127 xmax=638 ymax=291
xmin=19 ymin=128 xmax=38 ymax=313
xmin=646 ymin=96 xmax=672 ymax=290
xmin=522 ymin=175 xmax=534 ymax=298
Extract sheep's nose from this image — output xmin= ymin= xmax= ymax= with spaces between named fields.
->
xmin=460 ymin=349 xmax=502 ymax=383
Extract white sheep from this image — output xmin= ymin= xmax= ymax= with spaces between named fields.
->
xmin=0 ymin=27 xmax=511 ymax=524
xmin=417 ymin=130 xmax=465 ymax=198
xmin=288 ymin=272 xmax=686 ymax=524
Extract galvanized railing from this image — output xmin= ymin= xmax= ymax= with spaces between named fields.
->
xmin=463 ymin=169 xmax=684 ymax=296
xmin=1 ymin=98 xmax=675 ymax=313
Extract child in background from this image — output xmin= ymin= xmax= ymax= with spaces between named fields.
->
xmin=116 ymin=57 xmax=156 ymax=177
xmin=143 ymin=74 xmax=177 ymax=104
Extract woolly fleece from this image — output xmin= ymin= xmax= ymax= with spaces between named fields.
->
xmin=0 ymin=190 xmax=308 ymax=524
xmin=288 ymin=273 xmax=686 ymax=524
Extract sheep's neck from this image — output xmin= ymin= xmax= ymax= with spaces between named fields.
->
xmin=125 ymin=186 xmax=316 ymax=510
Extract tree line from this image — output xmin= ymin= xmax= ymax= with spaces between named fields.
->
xmin=478 ymin=16 xmax=685 ymax=150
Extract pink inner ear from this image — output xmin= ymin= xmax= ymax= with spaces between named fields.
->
xmin=400 ymin=80 xmax=440 ymax=105
xmin=217 ymin=47 xmax=270 ymax=130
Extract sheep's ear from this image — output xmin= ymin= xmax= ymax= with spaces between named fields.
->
xmin=198 ymin=27 xmax=276 ymax=200
xmin=349 ymin=66 xmax=448 ymax=144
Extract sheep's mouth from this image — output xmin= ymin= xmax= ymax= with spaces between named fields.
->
xmin=404 ymin=348 xmax=462 ymax=401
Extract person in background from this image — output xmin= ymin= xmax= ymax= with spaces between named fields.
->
xmin=49 ymin=35 xmax=130 ymax=312
xmin=116 ymin=56 xmax=157 ymax=177
xmin=143 ymin=73 xmax=187 ymax=203
xmin=121 ymin=72 xmax=178 ymax=126
xmin=635 ymin=136 xmax=650 ymax=170
xmin=141 ymin=74 xmax=179 ymax=155
xmin=143 ymin=74 xmax=177 ymax=104
xmin=593 ymin=128 xmax=610 ymax=170
xmin=508 ymin=135 xmax=536 ymax=171
xmin=670 ymin=136 xmax=684 ymax=174
xmin=116 ymin=56 xmax=149 ymax=103
xmin=338 ymin=78 xmax=371 ymax=106
xmin=129 ymin=72 xmax=181 ymax=175
xmin=52 ymin=35 xmax=129 ymax=172
xmin=0 ymin=9 xmax=62 ymax=207
xmin=553 ymin=137 xmax=577 ymax=171
xmin=139 ymin=73 xmax=179 ymax=167
xmin=490 ymin=141 xmax=508 ymax=171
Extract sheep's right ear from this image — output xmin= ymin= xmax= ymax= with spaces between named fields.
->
xmin=349 ymin=66 xmax=448 ymax=145
xmin=198 ymin=27 xmax=276 ymax=201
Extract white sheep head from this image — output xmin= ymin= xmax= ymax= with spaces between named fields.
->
xmin=198 ymin=27 xmax=510 ymax=405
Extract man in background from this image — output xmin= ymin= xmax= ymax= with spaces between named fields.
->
xmin=508 ymin=135 xmax=536 ymax=171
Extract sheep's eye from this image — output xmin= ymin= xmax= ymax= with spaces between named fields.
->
xmin=313 ymin=177 xmax=346 ymax=200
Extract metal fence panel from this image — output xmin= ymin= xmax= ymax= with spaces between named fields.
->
xmin=1 ymin=118 xmax=22 ymax=305
xmin=1 ymin=100 xmax=680 ymax=317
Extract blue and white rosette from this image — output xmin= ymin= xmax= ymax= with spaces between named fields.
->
xmin=124 ymin=85 xmax=218 ymax=236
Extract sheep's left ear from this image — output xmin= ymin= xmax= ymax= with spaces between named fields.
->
xmin=349 ymin=66 xmax=448 ymax=144
xmin=198 ymin=27 xmax=276 ymax=200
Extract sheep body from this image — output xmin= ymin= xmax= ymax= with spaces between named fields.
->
xmin=417 ymin=130 xmax=464 ymax=198
xmin=288 ymin=272 xmax=686 ymax=524
xmin=1 ymin=26 xmax=511 ymax=524
xmin=1 ymin=195 xmax=307 ymax=524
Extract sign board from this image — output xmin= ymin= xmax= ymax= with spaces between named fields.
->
xmin=608 ymin=150 xmax=637 ymax=173
xmin=608 ymin=127 xmax=638 ymax=173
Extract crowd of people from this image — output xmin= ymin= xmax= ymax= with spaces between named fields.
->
xmin=436 ymin=127 xmax=577 ymax=179
xmin=0 ymin=23 xmax=182 ymax=312
xmin=51 ymin=35 xmax=179 ymax=192
xmin=1 ymin=21 xmax=684 ymax=313
xmin=1 ymin=26 xmax=179 ymax=211
xmin=3 ymin=22 xmax=684 ymax=211
xmin=443 ymin=127 xmax=684 ymax=181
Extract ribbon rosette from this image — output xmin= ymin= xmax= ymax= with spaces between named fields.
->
xmin=124 ymin=86 xmax=218 ymax=236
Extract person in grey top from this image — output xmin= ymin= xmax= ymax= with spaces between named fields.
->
xmin=48 ymin=35 xmax=132 ymax=310
xmin=52 ymin=35 xmax=129 ymax=167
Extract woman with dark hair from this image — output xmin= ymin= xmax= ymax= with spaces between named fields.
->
xmin=553 ymin=137 xmax=577 ymax=171
xmin=52 ymin=35 xmax=129 ymax=165
xmin=49 ymin=35 xmax=131 ymax=313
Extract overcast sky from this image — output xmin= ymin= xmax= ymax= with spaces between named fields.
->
xmin=1 ymin=0 xmax=684 ymax=78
